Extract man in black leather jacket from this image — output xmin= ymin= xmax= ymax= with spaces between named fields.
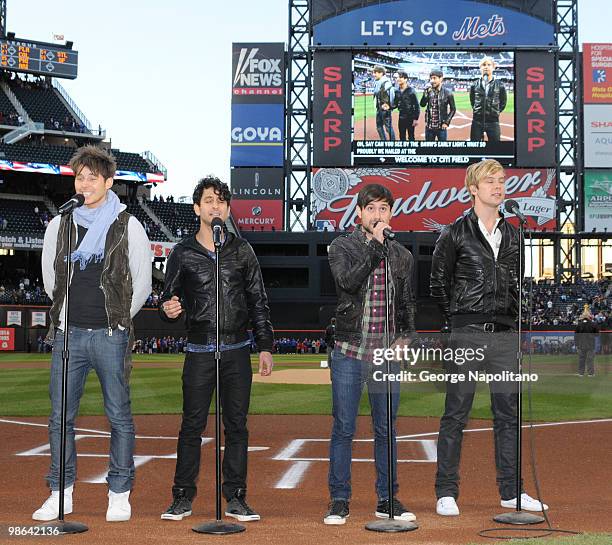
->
xmin=430 ymin=160 xmax=548 ymax=517
xmin=323 ymin=184 xmax=417 ymax=526
xmin=469 ymin=56 xmax=507 ymax=142
xmin=158 ymin=176 xmax=274 ymax=523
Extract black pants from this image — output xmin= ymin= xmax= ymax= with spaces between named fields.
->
xmin=577 ymin=348 xmax=595 ymax=375
xmin=398 ymin=117 xmax=416 ymax=141
xmin=470 ymin=118 xmax=501 ymax=142
xmin=435 ymin=325 xmax=522 ymax=501
xmin=173 ymin=347 xmax=252 ymax=501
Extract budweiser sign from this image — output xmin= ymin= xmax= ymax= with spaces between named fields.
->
xmin=312 ymin=168 xmax=557 ymax=231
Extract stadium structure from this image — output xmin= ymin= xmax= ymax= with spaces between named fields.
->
xmin=0 ymin=0 xmax=609 ymax=352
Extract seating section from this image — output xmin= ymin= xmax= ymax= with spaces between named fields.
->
xmin=0 ymin=198 xmax=52 ymax=233
xmin=0 ymin=88 xmax=20 ymax=126
xmin=0 ymin=142 xmax=156 ymax=174
xmin=125 ymin=204 xmax=170 ymax=242
xmin=112 ymin=149 xmax=156 ymax=174
xmin=147 ymin=200 xmax=199 ymax=238
xmin=8 ymin=78 xmax=87 ymax=133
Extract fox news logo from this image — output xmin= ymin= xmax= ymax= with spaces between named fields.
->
xmin=233 ymin=47 xmax=283 ymax=96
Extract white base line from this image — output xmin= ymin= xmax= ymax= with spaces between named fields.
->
xmin=275 ymin=461 xmax=312 ymax=489
xmin=396 ymin=417 xmax=612 ymax=440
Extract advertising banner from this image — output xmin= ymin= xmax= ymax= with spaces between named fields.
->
xmin=583 ymin=43 xmax=612 ymax=104
xmin=313 ymin=0 xmax=555 ymax=47
xmin=515 ymin=51 xmax=556 ymax=167
xmin=232 ymin=43 xmax=285 ymax=103
xmin=584 ymin=105 xmax=612 ymax=168
xmin=313 ymin=51 xmax=353 ymax=166
xmin=584 ymin=170 xmax=612 ymax=232
xmin=230 ymin=104 xmax=284 ymax=167
xmin=0 ymin=328 xmax=15 ymax=351
xmin=312 ymin=167 xmax=557 ymax=231
xmin=230 ymin=199 xmax=284 ymax=231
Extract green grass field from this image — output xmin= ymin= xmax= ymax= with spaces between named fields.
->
xmin=353 ymin=91 xmax=516 ymax=123
xmin=0 ymin=353 xmax=610 ymax=420
xmin=466 ymin=534 xmax=612 ymax=545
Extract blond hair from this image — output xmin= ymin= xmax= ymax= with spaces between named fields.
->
xmin=465 ymin=159 xmax=505 ymax=202
xmin=479 ymin=56 xmax=495 ymax=68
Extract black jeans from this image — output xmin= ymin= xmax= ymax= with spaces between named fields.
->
xmin=173 ymin=347 xmax=252 ymax=501
xmin=435 ymin=325 xmax=522 ymax=501
xmin=577 ymin=348 xmax=595 ymax=375
xmin=398 ymin=117 xmax=416 ymax=141
xmin=470 ymin=118 xmax=501 ymax=142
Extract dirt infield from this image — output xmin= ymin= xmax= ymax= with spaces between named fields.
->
xmin=1 ymin=415 xmax=611 ymax=544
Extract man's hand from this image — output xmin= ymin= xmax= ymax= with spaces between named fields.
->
xmin=412 ymin=120 xmax=419 ymax=127
xmin=381 ymin=103 xmax=390 ymax=111
xmin=259 ymin=351 xmax=273 ymax=376
xmin=162 ymin=296 xmax=183 ymax=319
xmin=372 ymin=221 xmax=391 ymax=244
xmin=442 ymin=123 xmax=448 ymax=130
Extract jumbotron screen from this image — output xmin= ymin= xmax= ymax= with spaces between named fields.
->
xmin=352 ymin=50 xmax=515 ymax=166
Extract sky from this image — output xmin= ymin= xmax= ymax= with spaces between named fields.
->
xmin=5 ymin=0 xmax=610 ymax=199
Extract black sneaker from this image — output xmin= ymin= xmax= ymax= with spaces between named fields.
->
xmin=225 ymin=489 xmax=260 ymax=522
xmin=323 ymin=499 xmax=349 ymax=525
xmin=375 ymin=498 xmax=416 ymax=521
xmin=161 ymin=489 xmax=192 ymax=521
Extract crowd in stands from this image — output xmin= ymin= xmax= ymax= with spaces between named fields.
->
xmin=1 ymin=271 xmax=610 ymax=330
xmin=524 ymin=279 xmax=611 ymax=328
xmin=0 ymin=275 xmax=49 ymax=305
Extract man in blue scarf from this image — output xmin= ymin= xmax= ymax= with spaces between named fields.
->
xmin=35 ymin=145 xmax=152 ymax=523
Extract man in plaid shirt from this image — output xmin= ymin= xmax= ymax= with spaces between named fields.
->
xmin=323 ymin=184 xmax=417 ymax=526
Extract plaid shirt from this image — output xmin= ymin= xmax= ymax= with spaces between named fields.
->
xmin=338 ymin=236 xmax=395 ymax=363
xmin=427 ymin=88 xmax=441 ymax=129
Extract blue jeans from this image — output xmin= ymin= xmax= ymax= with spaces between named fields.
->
xmin=328 ymin=350 xmax=400 ymax=501
xmin=376 ymin=109 xmax=395 ymax=141
xmin=425 ymin=128 xmax=447 ymax=141
xmin=47 ymin=326 xmax=135 ymax=492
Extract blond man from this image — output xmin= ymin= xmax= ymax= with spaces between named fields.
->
xmin=469 ymin=56 xmax=507 ymax=142
xmin=430 ymin=160 xmax=548 ymax=516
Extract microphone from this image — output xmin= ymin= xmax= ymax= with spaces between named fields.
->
xmin=504 ymin=199 xmax=528 ymax=224
xmin=211 ymin=217 xmax=224 ymax=247
xmin=59 ymin=194 xmax=85 ymax=215
xmin=373 ymin=221 xmax=396 ymax=240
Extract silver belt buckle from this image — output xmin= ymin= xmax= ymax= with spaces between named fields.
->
xmin=483 ymin=323 xmax=495 ymax=333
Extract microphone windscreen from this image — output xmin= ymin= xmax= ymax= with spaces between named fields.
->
xmin=504 ymin=199 xmax=519 ymax=214
xmin=211 ymin=217 xmax=224 ymax=229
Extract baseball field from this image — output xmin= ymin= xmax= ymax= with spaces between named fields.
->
xmin=1 ymin=352 xmax=611 ymax=544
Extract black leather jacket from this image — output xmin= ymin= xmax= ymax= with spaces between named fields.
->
xmin=159 ymin=233 xmax=274 ymax=351
xmin=396 ymin=86 xmax=420 ymax=120
xmin=420 ymin=86 xmax=456 ymax=128
xmin=430 ymin=209 xmax=520 ymax=329
xmin=328 ymin=227 xmax=415 ymax=343
xmin=470 ymin=78 xmax=507 ymax=121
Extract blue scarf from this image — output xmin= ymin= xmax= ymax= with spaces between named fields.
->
xmin=70 ymin=190 xmax=126 ymax=269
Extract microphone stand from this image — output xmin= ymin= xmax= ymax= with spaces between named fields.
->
xmin=193 ymin=226 xmax=245 ymax=535
xmin=366 ymin=239 xmax=418 ymax=533
xmin=493 ymin=219 xmax=544 ymax=526
xmin=37 ymin=211 xmax=88 ymax=534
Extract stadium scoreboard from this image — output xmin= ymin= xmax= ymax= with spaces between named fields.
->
xmin=0 ymin=39 xmax=78 ymax=79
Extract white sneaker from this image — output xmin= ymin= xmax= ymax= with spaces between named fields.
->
xmin=106 ymin=490 xmax=131 ymax=522
xmin=32 ymin=486 xmax=74 ymax=521
xmin=501 ymin=493 xmax=548 ymax=512
xmin=436 ymin=496 xmax=460 ymax=516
